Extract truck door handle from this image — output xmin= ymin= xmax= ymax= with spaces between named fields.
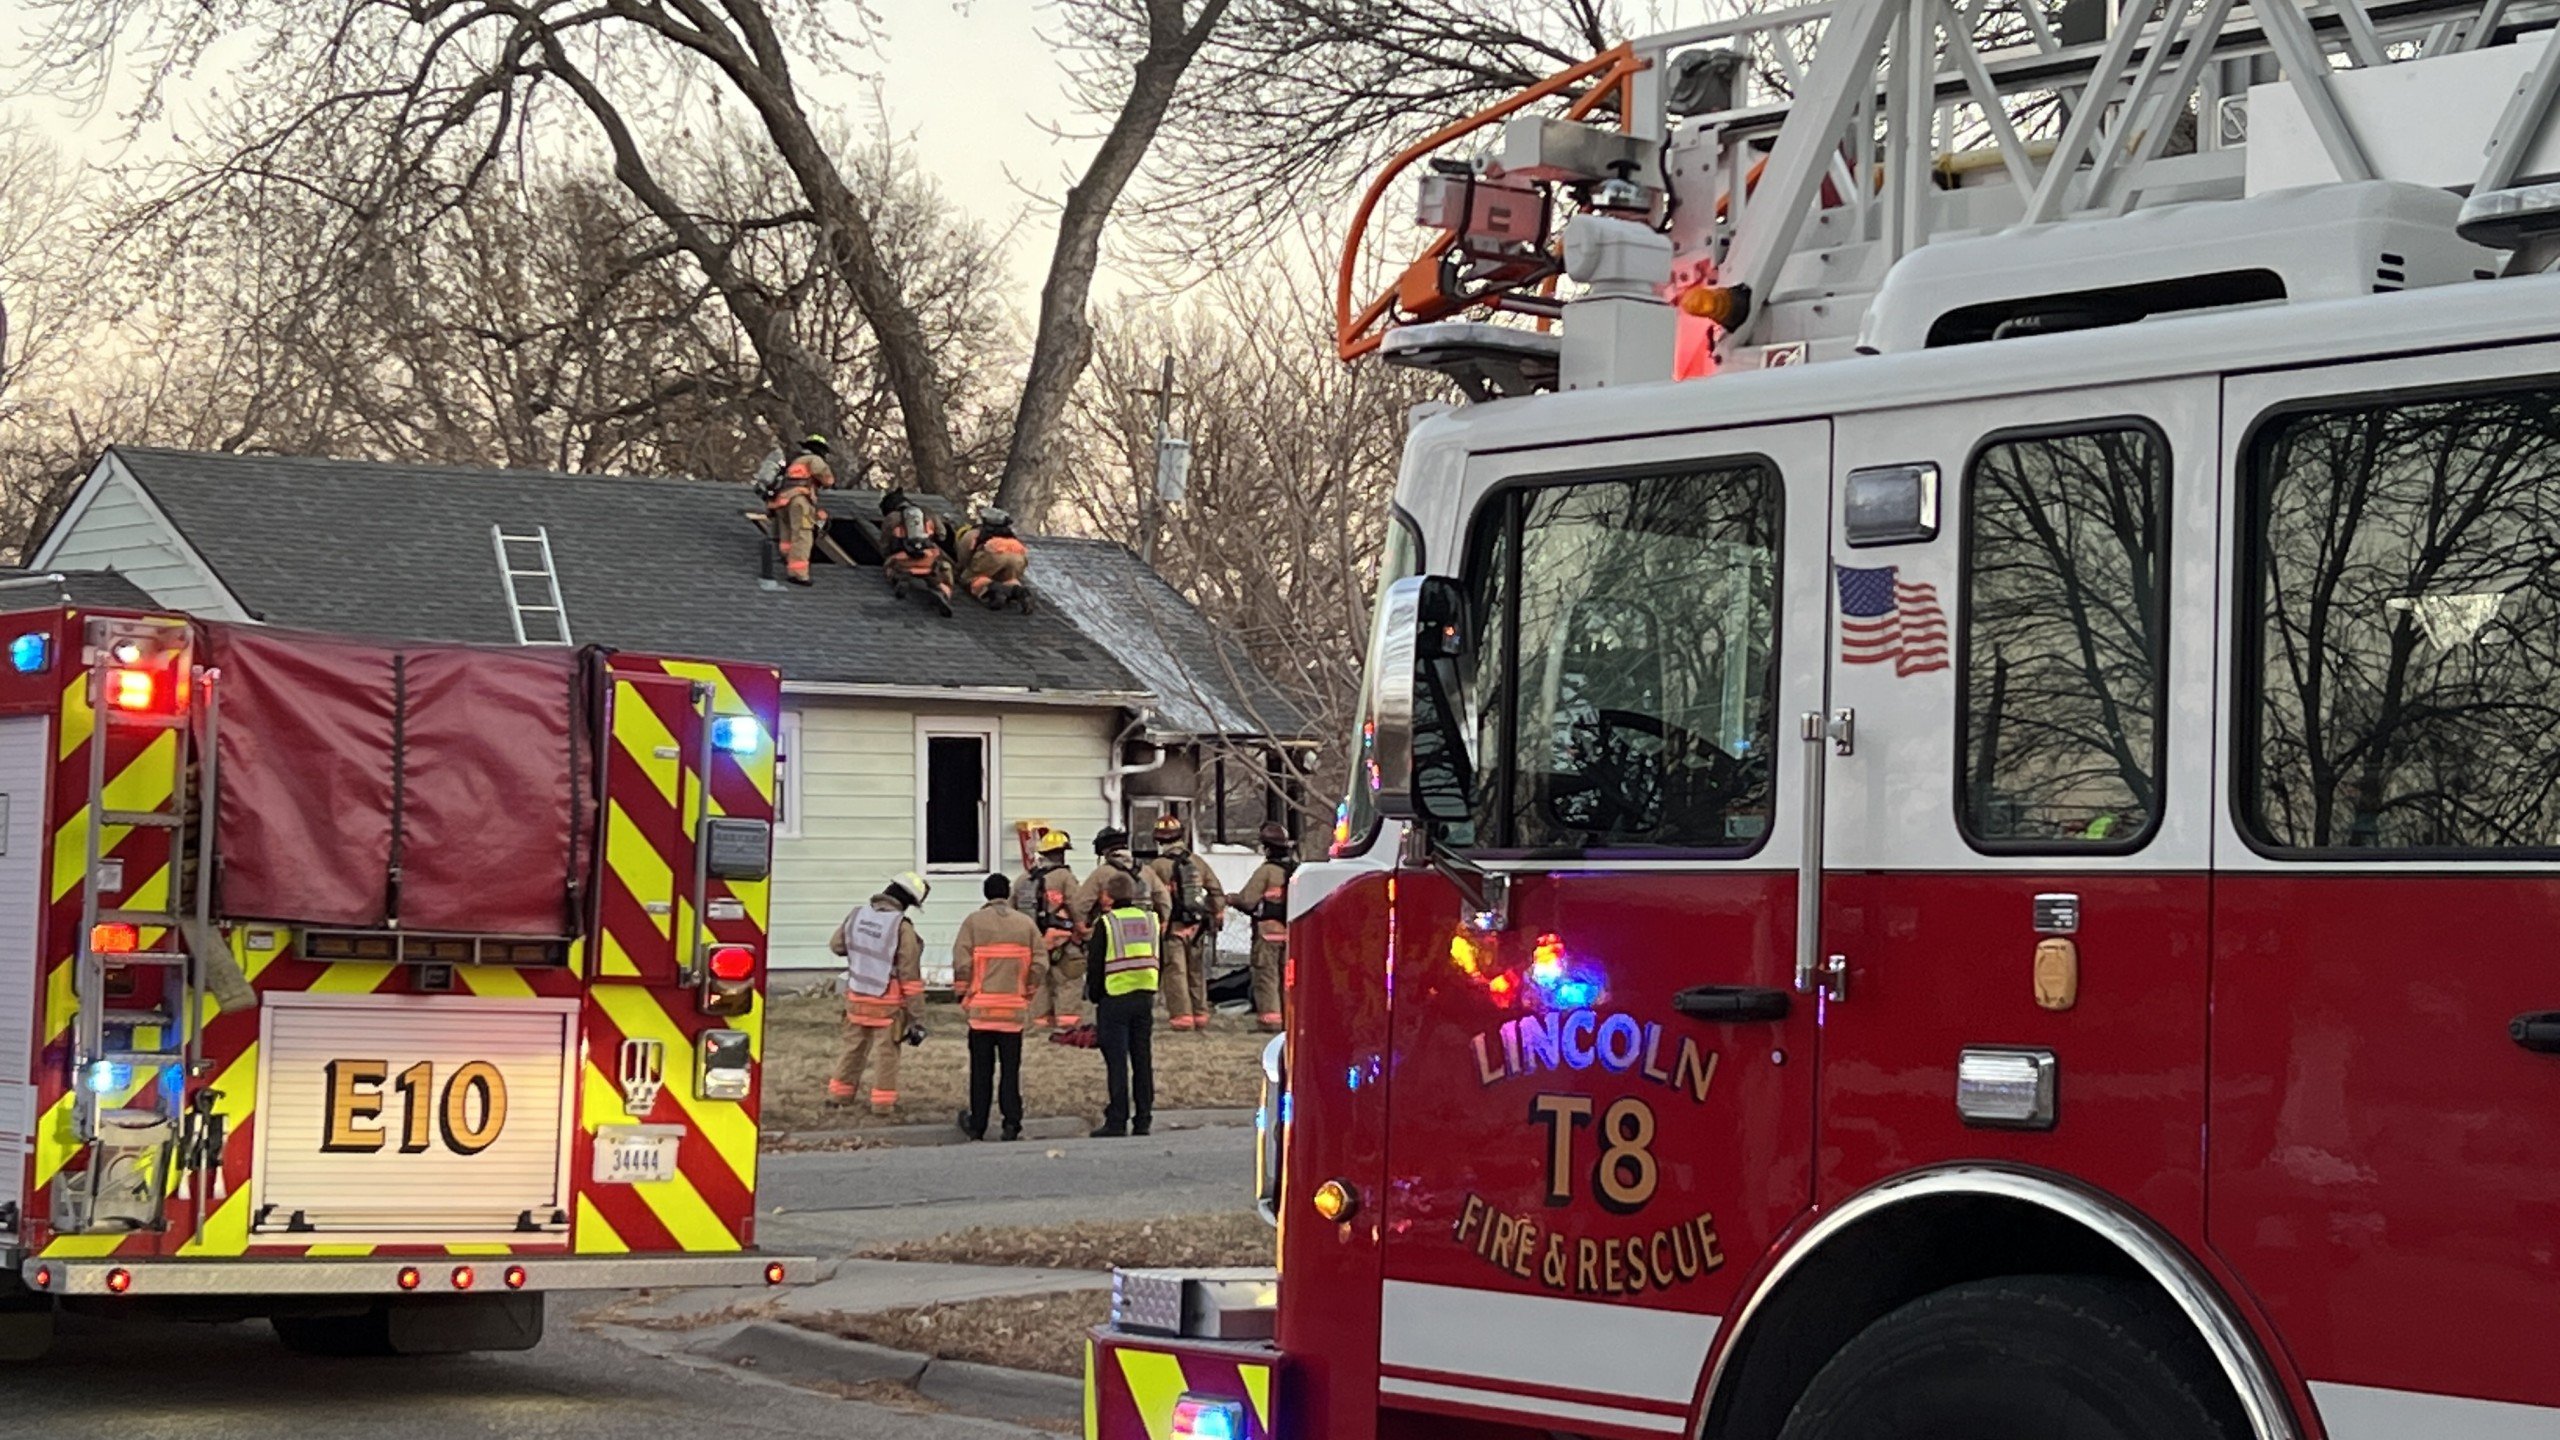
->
xmin=1672 ymin=985 xmax=1792 ymax=1022
xmin=2511 ymin=1012 xmax=2560 ymax=1053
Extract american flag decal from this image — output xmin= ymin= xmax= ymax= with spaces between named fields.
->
xmin=1837 ymin=564 xmax=1950 ymax=675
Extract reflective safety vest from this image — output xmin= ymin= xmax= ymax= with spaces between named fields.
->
xmin=1100 ymin=906 xmax=1161 ymax=996
xmin=960 ymin=941 xmax=1036 ymax=1033
xmin=842 ymin=907 xmax=905 ymax=1025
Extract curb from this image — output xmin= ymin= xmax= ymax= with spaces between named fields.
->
xmin=689 ymin=1319 xmax=1081 ymax=1424
xmin=770 ymin=1106 xmax=1255 ymax=1150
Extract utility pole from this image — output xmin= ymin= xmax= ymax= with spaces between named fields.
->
xmin=1130 ymin=353 xmax=1185 ymax=564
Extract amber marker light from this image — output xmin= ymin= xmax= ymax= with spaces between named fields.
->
xmin=1675 ymin=281 xmax=1753 ymax=330
xmin=1312 ymin=1179 xmax=1358 ymax=1223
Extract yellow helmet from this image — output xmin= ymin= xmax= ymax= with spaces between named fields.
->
xmin=1037 ymin=829 xmax=1071 ymax=854
xmin=886 ymin=871 xmax=931 ymax=907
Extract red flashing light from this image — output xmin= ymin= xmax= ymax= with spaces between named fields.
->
xmin=396 ymin=1266 xmax=422 ymax=1291
xmin=30 ymin=1265 xmax=51 ymax=1290
xmin=451 ymin=1265 xmax=475 ymax=1291
xmin=107 ymin=668 xmax=156 ymax=713
xmin=104 ymin=1267 xmax=132 ymax=1295
xmin=764 ymin=1262 xmax=787 ymax=1286
xmin=708 ymin=946 xmax=756 ymax=983
xmin=91 ymin=922 xmax=139 ymax=954
xmin=503 ymin=1265 xmax=528 ymax=1291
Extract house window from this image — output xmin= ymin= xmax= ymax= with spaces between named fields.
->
xmin=774 ymin=710 xmax=803 ymax=840
xmin=918 ymin=720 xmax=999 ymax=871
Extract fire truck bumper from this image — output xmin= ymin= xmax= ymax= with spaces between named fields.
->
xmin=1086 ymin=1328 xmax=1283 ymax=1439
xmin=17 ymin=1252 xmax=815 ymax=1298
xmin=1086 ymin=1266 xmax=1283 ymax=1438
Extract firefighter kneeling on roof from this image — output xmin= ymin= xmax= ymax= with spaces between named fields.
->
xmin=956 ymin=505 xmax=1033 ymax=612
xmin=1145 ymin=814 xmax=1225 ymax=1032
xmin=830 ymin=870 xmax=929 ymax=1114
xmin=953 ymin=871 xmax=1045 ymax=1141
xmin=880 ymin=489 xmax=957 ymax=617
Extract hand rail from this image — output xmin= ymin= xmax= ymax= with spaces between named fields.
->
xmin=1335 ymin=44 xmax=1645 ymax=361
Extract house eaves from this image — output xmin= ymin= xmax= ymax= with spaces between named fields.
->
xmin=29 ymin=452 xmax=252 ymax=621
xmin=780 ymin=680 xmax=1154 ymax=711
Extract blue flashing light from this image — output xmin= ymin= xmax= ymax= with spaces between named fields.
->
xmin=709 ymin=715 xmax=762 ymax=756
xmin=1172 ymin=1396 xmax=1243 ymax=1440
xmin=85 ymin=1061 xmax=131 ymax=1094
xmin=8 ymin=632 xmax=47 ymax=674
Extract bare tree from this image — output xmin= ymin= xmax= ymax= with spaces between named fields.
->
xmin=19 ymin=0 xmax=1230 ymax=523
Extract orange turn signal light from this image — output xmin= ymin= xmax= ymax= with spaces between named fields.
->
xmin=91 ymin=923 xmax=139 ymax=955
xmin=1312 ymin=1179 xmax=1358 ymax=1223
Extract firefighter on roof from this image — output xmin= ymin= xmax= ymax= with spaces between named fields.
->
xmin=953 ymin=871 xmax=1045 ymax=1141
xmin=1145 ymin=814 xmax=1226 ymax=1032
xmin=766 ymin=433 xmax=836 ymax=586
xmin=829 ymin=870 xmax=929 ymax=1114
xmin=1238 ymin=821 xmax=1299 ymax=1032
xmin=881 ymin=489 xmax=957 ymax=617
xmin=957 ymin=505 xmax=1033 ymax=612
xmin=1085 ymin=867 xmax=1160 ymax=1138
xmin=1016 ymin=828 xmax=1084 ymax=1029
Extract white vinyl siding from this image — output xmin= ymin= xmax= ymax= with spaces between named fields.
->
xmin=34 ymin=461 xmax=246 ymax=619
xmin=771 ymin=699 xmax=1114 ymax=983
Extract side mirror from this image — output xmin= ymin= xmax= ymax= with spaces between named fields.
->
xmin=1372 ymin=575 xmax=1475 ymax=825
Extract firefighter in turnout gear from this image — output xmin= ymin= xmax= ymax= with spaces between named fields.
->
xmin=957 ymin=505 xmax=1033 ymax=611
xmin=828 ymin=871 xmax=929 ymax=1114
xmin=881 ymin=489 xmax=957 ymax=617
xmin=1145 ymin=814 xmax=1226 ymax=1032
xmin=1073 ymin=825 xmax=1172 ymax=933
xmin=1015 ymin=828 xmax=1084 ymax=1029
xmin=1085 ymin=868 xmax=1161 ymax=1137
xmin=953 ymin=872 xmax=1045 ymax=1140
xmin=1239 ymin=821 xmax=1298 ymax=1032
xmin=767 ymin=434 xmax=837 ymax=586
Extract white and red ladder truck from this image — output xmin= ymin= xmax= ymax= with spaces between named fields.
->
xmin=0 ymin=598 xmax=804 ymax=1357
xmin=1087 ymin=0 xmax=2560 ymax=1436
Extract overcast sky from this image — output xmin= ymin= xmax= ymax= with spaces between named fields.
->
xmin=1 ymin=0 xmax=1101 ymax=304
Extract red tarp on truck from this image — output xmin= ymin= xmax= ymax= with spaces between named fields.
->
xmin=198 ymin=624 xmax=594 ymax=938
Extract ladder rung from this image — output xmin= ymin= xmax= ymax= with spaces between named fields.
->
xmin=98 ymin=1008 xmax=172 ymax=1027
xmin=96 ymin=908 xmax=181 ymax=926
xmin=100 ymin=810 xmax=181 ymax=828
xmin=97 ymin=953 xmax=189 ymax=968
xmin=94 ymin=1051 xmax=183 ymax=1067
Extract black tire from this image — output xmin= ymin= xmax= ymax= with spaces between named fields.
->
xmin=271 ymin=1307 xmax=395 ymax=1357
xmin=1778 ymin=1276 xmax=2249 ymax=1440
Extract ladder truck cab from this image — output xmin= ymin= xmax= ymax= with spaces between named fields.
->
xmin=1089 ymin=2 xmax=2560 ymax=1437
xmin=0 ymin=603 xmax=804 ymax=1358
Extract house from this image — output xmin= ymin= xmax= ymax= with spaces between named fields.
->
xmin=27 ymin=447 xmax=1314 ymax=978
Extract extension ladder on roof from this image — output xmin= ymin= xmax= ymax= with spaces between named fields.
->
xmin=492 ymin=525 xmax=574 ymax=646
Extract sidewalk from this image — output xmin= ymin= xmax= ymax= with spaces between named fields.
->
xmin=597 ymin=1258 xmax=1112 ymax=1427
xmin=766 ymin=1105 xmax=1253 ymax=1151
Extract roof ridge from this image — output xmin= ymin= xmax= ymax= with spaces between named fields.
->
xmin=109 ymin=445 xmax=751 ymax=496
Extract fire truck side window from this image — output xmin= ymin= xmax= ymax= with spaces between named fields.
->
xmin=1462 ymin=462 xmax=1781 ymax=852
xmin=2244 ymin=383 xmax=2560 ymax=852
xmin=1333 ymin=509 xmax=1426 ymax=856
xmin=1959 ymin=424 xmax=2168 ymax=848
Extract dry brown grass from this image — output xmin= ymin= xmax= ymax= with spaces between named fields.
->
xmin=857 ymin=1210 xmax=1275 ymax=1271
xmin=793 ymin=1290 xmax=1112 ymax=1378
xmin=761 ymin=992 xmax=1269 ymax=1134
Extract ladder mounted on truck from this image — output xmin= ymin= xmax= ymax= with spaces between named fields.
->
xmin=62 ymin=615 xmax=209 ymax=1235
xmin=1343 ymin=0 xmax=2560 ymax=389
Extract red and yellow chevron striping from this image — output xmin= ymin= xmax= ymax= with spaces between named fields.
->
xmin=1086 ymin=1331 xmax=1281 ymax=1439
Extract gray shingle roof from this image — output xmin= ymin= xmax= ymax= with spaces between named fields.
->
xmin=0 ymin=568 xmax=159 ymax=611
xmin=86 ymin=449 xmax=1300 ymax=736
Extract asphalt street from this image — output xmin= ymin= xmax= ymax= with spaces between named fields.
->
xmin=759 ymin=1120 xmax=1257 ymax=1251
xmin=0 ymin=1125 xmax=1259 ymax=1437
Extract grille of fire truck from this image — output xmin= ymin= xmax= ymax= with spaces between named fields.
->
xmin=65 ymin=616 xmax=205 ymax=1235
xmin=1341 ymin=0 xmax=2560 ymax=383
xmin=491 ymin=524 xmax=574 ymax=646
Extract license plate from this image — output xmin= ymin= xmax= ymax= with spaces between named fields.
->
xmin=594 ymin=1125 xmax=682 ymax=1184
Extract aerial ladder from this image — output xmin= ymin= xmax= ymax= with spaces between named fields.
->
xmin=1341 ymin=0 xmax=2560 ymax=394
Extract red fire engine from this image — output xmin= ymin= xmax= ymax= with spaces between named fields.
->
xmin=0 ymin=600 xmax=801 ymax=1356
xmin=1089 ymin=1 xmax=2560 ymax=1436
